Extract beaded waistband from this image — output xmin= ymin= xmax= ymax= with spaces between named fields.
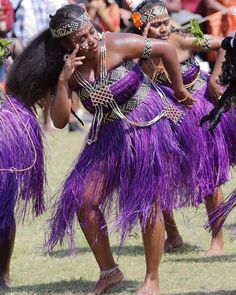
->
xmin=103 ymin=76 xmax=151 ymax=123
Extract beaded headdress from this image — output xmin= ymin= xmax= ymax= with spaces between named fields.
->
xmin=50 ymin=11 xmax=90 ymax=38
xmin=126 ymin=0 xmax=168 ymax=29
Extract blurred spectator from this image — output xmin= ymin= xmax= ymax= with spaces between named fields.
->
xmin=0 ymin=0 xmax=14 ymax=37
xmin=0 ymin=0 xmax=15 ymax=85
xmin=171 ymin=0 xmax=204 ymax=26
xmin=10 ymin=0 xmax=48 ymax=44
xmin=87 ymin=0 xmax=121 ymax=32
xmin=204 ymin=0 xmax=236 ymax=64
xmin=181 ymin=0 xmax=206 ymax=15
xmin=46 ymin=0 xmax=77 ymax=15
xmin=204 ymin=0 xmax=236 ymax=36
xmin=166 ymin=0 xmax=181 ymax=14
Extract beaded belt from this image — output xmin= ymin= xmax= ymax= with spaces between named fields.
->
xmin=103 ymin=77 xmax=151 ymax=123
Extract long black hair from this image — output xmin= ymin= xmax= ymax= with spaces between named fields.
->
xmin=6 ymin=4 xmax=86 ymax=107
xmin=200 ymin=34 xmax=236 ymax=131
xmin=219 ymin=36 xmax=236 ymax=85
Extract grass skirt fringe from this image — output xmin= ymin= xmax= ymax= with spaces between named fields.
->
xmin=205 ymin=189 xmax=236 ymax=236
xmin=0 ymin=96 xmax=46 ymax=240
xmin=46 ymin=84 xmax=230 ymax=250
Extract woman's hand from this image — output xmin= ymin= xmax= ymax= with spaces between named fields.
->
xmin=209 ymin=78 xmax=223 ymax=105
xmin=142 ymin=23 xmax=151 ymax=38
xmin=175 ymin=88 xmax=196 ymax=108
xmin=59 ymin=44 xmax=85 ymax=81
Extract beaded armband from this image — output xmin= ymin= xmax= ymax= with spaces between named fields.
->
xmin=142 ymin=38 xmax=152 ymax=60
xmin=201 ymin=35 xmax=211 ymax=51
xmin=193 ymin=35 xmax=212 ymax=51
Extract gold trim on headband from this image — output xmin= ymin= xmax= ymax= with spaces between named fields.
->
xmin=50 ymin=13 xmax=90 ymax=38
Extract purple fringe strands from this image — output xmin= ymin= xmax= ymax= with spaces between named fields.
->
xmin=0 ymin=96 xmax=46 ymax=238
xmin=46 ymin=62 xmax=231 ymax=251
xmin=205 ymin=189 xmax=236 ymax=237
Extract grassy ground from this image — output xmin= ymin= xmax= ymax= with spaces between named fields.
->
xmin=3 ymin=126 xmax=236 ymax=295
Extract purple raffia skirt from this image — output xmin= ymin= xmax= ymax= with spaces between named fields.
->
xmin=205 ymin=189 xmax=236 ymax=236
xmin=46 ymin=62 xmax=230 ymax=250
xmin=0 ymin=95 xmax=45 ymax=241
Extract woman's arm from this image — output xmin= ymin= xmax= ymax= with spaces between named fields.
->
xmin=50 ymin=45 xmax=84 ymax=128
xmin=108 ymin=33 xmax=194 ymax=103
xmin=204 ymin=0 xmax=226 ymax=11
xmin=209 ymin=47 xmax=225 ymax=103
xmin=175 ymin=34 xmax=223 ymax=53
xmin=50 ymin=79 xmax=72 ymax=128
xmin=9 ymin=38 xmax=24 ymax=58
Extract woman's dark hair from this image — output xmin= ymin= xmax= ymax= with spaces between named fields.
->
xmin=49 ymin=4 xmax=85 ymax=30
xmin=6 ymin=29 xmax=65 ymax=106
xmin=200 ymin=34 xmax=236 ymax=131
xmin=125 ymin=23 xmax=142 ymax=35
xmin=6 ymin=4 xmax=86 ymax=107
xmin=219 ymin=35 xmax=236 ymax=85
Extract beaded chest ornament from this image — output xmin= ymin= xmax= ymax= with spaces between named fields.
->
xmin=73 ymin=35 xmax=183 ymax=144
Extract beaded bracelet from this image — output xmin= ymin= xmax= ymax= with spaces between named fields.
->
xmin=177 ymin=94 xmax=189 ymax=103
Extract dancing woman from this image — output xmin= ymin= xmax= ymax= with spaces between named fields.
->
xmin=6 ymin=3 xmax=230 ymax=295
xmin=0 ymin=40 xmax=46 ymax=289
xmin=202 ymin=34 xmax=236 ymax=237
xmin=126 ymin=0 xmax=236 ymax=256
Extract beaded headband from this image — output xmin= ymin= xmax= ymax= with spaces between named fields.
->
xmin=130 ymin=2 xmax=168 ymax=30
xmin=50 ymin=12 xmax=90 ymax=38
xmin=141 ymin=6 xmax=168 ymax=23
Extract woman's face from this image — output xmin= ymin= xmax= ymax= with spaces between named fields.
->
xmin=60 ymin=23 xmax=100 ymax=57
xmin=145 ymin=13 xmax=171 ymax=41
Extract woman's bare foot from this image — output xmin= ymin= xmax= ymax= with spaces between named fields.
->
xmin=86 ymin=268 xmax=124 ymax=295
xmin=0 ymin=276 xmax=11 ymax=289
xmin=206 ymin=238 xmax=224 ymax=257
xmin=164 ymin=235 xmax=183 ymax=253
xmin=136 ymin=278 xmax=160 ymax=295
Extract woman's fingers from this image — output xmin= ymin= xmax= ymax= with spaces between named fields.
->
xmin=143 ymin=23 xmax=150 ymax=38
xmin=71 ymin=44 xmax=80 ymax=58
xmin=75 ymin=56 xmax=85 ymax=61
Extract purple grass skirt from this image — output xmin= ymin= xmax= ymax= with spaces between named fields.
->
xmin=205 ymin=189 xmax=236 ymax=236
xmin=220 ymin=106 xmax=236 ymax=166
xmin=0 ymin=96 xmax=45 ymax=241
xmin=196 ymin=72 xmax=236 ymax=167
xmin=46 ymin=82 xmax=230 ymax=250
xmin=159 ymin=80 xmax=230 ymax=196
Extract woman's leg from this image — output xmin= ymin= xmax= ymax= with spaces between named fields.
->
xmin=205 ymin=187 xmax=224 ymax=256
xmin=163 ymin=210 xmax=183 ymax=252
xmin=137 ymin=204 xmax=165 ymax=295
xmin=77 ymin=180 xmax=124 ymax=295
xmin=0 ymin=222 xmax=16 ymax=289
xmin=42 ymin=95 xmax=54 ymax=132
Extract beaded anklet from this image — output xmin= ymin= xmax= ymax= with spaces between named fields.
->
xmin=99 ymin=265 xmax=119 ymax=279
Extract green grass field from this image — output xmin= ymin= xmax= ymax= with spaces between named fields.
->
xmin=3 ymin=125 xmax=236 ymax=295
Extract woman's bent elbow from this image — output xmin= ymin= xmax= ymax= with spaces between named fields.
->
xmin=52 ymin=117 xmax=69 ymax=129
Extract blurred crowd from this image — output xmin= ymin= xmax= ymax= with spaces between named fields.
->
xmin=0 ymin=0 xmax=236 ymax=131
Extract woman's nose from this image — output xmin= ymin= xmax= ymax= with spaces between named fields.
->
xmin=160 ymin=24 xmax=166 ymax=32
xmin=88 ymin=36 xmax=95 ymax=45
